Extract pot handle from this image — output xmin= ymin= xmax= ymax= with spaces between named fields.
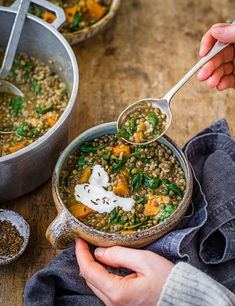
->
xmin=46 ymin=210 xmax=78 ymax=249
xmin=11 ymin=0 xmax=66 ymax=30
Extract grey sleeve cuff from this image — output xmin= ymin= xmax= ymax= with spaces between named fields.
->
xmin=157 ymin=262 xmax=235 ymax=306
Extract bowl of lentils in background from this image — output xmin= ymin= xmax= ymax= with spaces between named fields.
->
xmin=3 ymin=0 xmax=121 ymax=45
xmin=46 ymin=122 xmax=193 ymax=249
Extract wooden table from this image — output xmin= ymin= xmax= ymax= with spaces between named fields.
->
xmin=1 ymin=0 xmax=235 ymax=305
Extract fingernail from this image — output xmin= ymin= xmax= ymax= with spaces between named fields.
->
xmin=95 ymin=247 xmax=105 ymax=258
xmin=212 ymin=25 xmax=228 ymax=34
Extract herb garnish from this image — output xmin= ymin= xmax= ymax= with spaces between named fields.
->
xmin=147 ymin=113 xmax=159 ymax=134
xmin=16 ymin=122 xmax=40 ymax=138
xmin=36 ymin=105 xmax=54 ymax=115
xmin=31 ymin=80 xmax=42 ymax=95
xmin=79 ymin=144 xmax=108 ymax=153
xmin=9 ymin=96 xmax=24 ymax=116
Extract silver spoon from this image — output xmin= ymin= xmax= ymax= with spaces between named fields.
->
xmin=0 ymin=0 xmax=31 ymax=135
xmin=117 ymin=21 xmax=235 ymax=145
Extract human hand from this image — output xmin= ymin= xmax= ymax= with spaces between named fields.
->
xmin=197 ymin=23 xmax=235 ymax=90
xmin=75 ymin=238 xmax=174 ymax=306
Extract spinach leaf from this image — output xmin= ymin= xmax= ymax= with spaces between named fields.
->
xmin=79 ymin=144 xmax=107 ymax=153
xmin=125 ymin=222 xmax=143 ymax=230
xmin=162 ymin=180 xmax=183 ymax=197
xmin=110 ymin=208 xmax=126 ymax=225
xmin=118 ymin=128 xmax=130 ymax=139
xmin=136 ymin=197 xmax=147 ymax=205
xmin=162 ymin=179 xmax=170 ymax=185
xmin=131 ymin=172 xmax=144 ymax=193
xmin=77 ymin=156 xmax=86 ymax=169
xmin=16 ymin=122 xmax=40 ymax=138
xmin=72 ymin=11 xmax=81 ymax=28
xmin=167 ymin=183 xmax=183 ymax=197
xmin=144 ymin=175 xmax=161 ymax=189
xmin=110 ymin=207 xmax=118 ymax=220
xmin=160 ymin=205 xmax=176 ymax=222
xmin=147 ymin=113 xmax=158 ymax=134
xmin=16 ymin=122 xmax=27 ymax=137
xmin=36 ymin=105 xmax=54 ymax=115
xmin=31 ymin=80 xmax=41 ymax=95
xmin=9 ymin=96 xmax=24 ymax=116
xmin=129 ymin=150 xmax=142 ymax=158
xmin=112 ymin=158 xmax=124 ymax=172
xmin=128 ymin=118 xmax=137 ymax=135
xmin=24 ymin=63 xmax=35 ymax=72
xmin=101 ymin=154 xmax=111 ymax=161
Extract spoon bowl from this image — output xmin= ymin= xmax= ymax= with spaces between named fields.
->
xmin=117 ymin=97 xmax=171 ymax=145
xmin=0 ymin=79 xmax=24 ymax=97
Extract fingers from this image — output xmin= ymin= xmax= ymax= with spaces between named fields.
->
xmin=207 ymin=62 xmax=234 ymax=88
xmin=200 ymin=29 xmax=216 ymax=57
xmin=217 ymin=75 xmax=235 ymax=91
xmin=199 ymin=23 xmax=225 ymax=56
xmin=94 ymin=246 xmax=158 ymax=274
xmin=197 ymin=45 xmax=234 ymax=81
xmin=75 ymin=238 xmax=122 ymax=293
xmin=212 ymin=24 xmax=235 ymax=44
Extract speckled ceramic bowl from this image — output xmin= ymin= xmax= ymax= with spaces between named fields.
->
xmin=64 ymin=0 xmax=121 ymax=45
xmin=0 ymin=209 xmax=30 ymax=265
xmin=46 ymin=122 xmax=193 ymax=249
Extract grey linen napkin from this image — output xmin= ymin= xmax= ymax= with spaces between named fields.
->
xmin=24 ymin=119 xmax=235 ymax=306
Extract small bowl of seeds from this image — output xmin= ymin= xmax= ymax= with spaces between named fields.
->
xmin=0 ymin=209 xmax=30 ymax=265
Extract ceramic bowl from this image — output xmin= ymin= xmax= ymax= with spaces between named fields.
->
xmin=0 ymin=209 xmax=30 ymax=265
xmin=46 ymin=122 xmax=193 ymax=249
xmin=64 ymin=0 xmax=121 ymax=45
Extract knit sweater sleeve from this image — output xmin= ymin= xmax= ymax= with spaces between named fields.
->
xmin=157 ymin=262 xmax=235 ymax=306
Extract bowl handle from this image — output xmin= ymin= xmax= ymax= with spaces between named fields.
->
xmin=11 ymin=0 xmax=66 ymax=30
xmin=46 ymin=210 xmax=78 ymax=249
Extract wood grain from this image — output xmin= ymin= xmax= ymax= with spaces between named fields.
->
xmin=0 ymin=0 xmax=235 ymax=305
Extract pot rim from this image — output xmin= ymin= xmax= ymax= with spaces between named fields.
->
xmin=0 ymin=7 xmax=79 ymax=162
xmin=52 ymin=121 xmax=193 ymax=239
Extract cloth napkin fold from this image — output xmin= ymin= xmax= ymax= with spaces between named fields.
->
xmin=24 ymin=119 xmax=235 ymax=306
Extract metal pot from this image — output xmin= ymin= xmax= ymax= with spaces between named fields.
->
xmin=0 ymin=0 xmax=79 ymax=202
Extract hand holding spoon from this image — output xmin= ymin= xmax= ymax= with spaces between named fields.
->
xmin=117 ymin=21 xmax=235 ymax=145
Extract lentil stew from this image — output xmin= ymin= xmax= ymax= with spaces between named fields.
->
xmin=59 ymin=134 xmax=186 ymax=234
xmin=0 ymin=52 xmax=69 ymax=157
xmin=119 ymin=102 xmax=168 ymax=144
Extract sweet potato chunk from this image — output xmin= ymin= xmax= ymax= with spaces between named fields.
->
xmin=112 ymin=144 xmax=130 ymax=157
xmin=138 ymin=122 xmax=146 ymax=132
xmin=43 ymin=11 xmax=56 ymax=23
xmin=144 ymin=195 xmax=170 ymax=216
xmin=8 ymin=143 xmax=25 ymax=153
xmin=113 ymin=174 xmax=130 ymax=197
xmin=133 ymin=131 xmax=143 ymax=143
xmin=79 ymin=166 xmax=92 ymax=184
xmin=46 ymin=117 xmax=57 ymax=127
xmin=121 ymin=230 xmax=136 ymax=235
xmin=70 ymin=202 xmax=93 ymax=219
xmin=86 ymin=0 xmax=106 ymax=21
xmin=65 ymin=5 xmax=78 ymax=24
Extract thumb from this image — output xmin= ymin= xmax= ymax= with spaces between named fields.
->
xmin=94 ymin=246 xmax=155 ymax=273
xmin=211 ymin=24 xmax=235 ymax=43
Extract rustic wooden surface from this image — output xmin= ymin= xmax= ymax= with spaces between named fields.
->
xmin=1 ymin=0 xmax=235 ymax=305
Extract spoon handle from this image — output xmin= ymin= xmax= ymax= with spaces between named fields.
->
xmin=0 ymin=0 xmax=31 ymax=78
xmin=164 ymin=21 xmax=235 ymax=102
